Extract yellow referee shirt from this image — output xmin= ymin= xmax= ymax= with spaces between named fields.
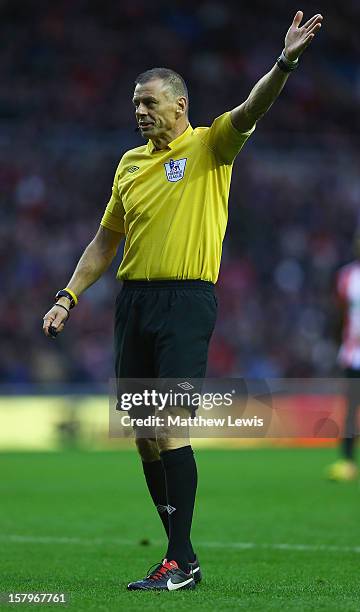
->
xmin=101 ymin=111 xmax=255 ymax=283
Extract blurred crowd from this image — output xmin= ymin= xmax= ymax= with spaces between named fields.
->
xmin=1 ymin=0 xmax=360 ymax=385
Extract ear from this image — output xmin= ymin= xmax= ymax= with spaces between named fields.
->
xmin=176 ymin=96 xmax=187 ymax=116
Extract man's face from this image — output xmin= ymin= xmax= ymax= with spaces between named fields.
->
xmin=132 ymin=78 xmax=183 ymax=140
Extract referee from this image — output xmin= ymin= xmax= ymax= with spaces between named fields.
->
xmin=43 ymin=11 xmax=323 ymax=591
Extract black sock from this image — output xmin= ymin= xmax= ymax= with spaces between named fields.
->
xmin=341 ymin=396 xmax=358 ymax=460
xmin=142 ymin=459 xmax=169 ymax=538
xmin=342 ymin=436 xmax=355 ymax=460
xmin=161 ymin=445 xmax=197 ymax=572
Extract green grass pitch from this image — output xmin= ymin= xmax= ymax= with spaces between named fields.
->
xmin=1 ymin=447 xmax=359 ymax=611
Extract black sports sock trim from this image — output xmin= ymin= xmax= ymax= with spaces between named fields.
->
xmin=160 ymin=445 xmax=193 ymax=466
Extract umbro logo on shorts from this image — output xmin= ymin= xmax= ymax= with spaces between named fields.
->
xmin=164 ymin=158 xmax=187 ymax=182
xmin=128 ymin=165 xmax=139 ymax=173
xmin=177 ymin=381 xmax=194 ymax=390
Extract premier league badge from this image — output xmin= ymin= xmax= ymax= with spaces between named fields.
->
xmin=164 ymin=158 xmax=187 ymax=182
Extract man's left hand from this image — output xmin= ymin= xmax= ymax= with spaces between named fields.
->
xmin=284 ymin=10 xmax=323 ymax=62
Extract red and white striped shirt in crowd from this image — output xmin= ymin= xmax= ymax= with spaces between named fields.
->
xmin=336 ymin=260 xmax=360 ymax=370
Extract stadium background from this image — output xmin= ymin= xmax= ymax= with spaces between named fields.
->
xmin=2 ymin=0 xmax=359 ymax=389
xmin=1 ymin=2 xmax=360 ymax=609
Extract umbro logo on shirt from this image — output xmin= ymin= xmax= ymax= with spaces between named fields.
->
xmin=128 ymin=165 xmax=139 ymax=173
xmin=164 ymin=158 xmax=187 ymax=182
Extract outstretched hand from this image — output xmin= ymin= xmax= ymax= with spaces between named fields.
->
xmin=284 ymin=11 xmax=323 ymax=61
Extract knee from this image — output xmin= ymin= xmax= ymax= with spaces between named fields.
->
xmin=155 ymin=406 xmax=190 ymax=452
xmin=135 ymin=437 xmax=160 ymax=462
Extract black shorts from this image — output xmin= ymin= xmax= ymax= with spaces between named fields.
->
xmin=115 ymin=279 xmax=217 ymax=379
xmin=114 ymin=280 xmax=217 ymax=417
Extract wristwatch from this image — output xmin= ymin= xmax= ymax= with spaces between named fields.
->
xmin=55 ymin=288 xmax=78 ymax=309
xmin=276 ymin=49 xmax=299 ymax=73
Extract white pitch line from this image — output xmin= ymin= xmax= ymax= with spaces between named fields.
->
xmin=0 ymin=535 xmax=134 ymax=546
xmin=1 ymin=534 xmax=359 ymax=554
xmin=200 ymin=541 xmax=360 ymax=553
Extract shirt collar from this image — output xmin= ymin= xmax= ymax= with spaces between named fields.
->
xmin=146 ymin=123 xmax=193 ymax=153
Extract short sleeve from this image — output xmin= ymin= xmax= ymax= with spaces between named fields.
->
xmin=205 ymin=111 xmax=255 ymax=165
xmin=100 ymin=162 xmax=125 ymax=233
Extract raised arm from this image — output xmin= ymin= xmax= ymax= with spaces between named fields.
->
xmin=231 ymin=10 xmax=323 ymax=133
xmin=42 ymin=225 xmax=124 ymax=337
